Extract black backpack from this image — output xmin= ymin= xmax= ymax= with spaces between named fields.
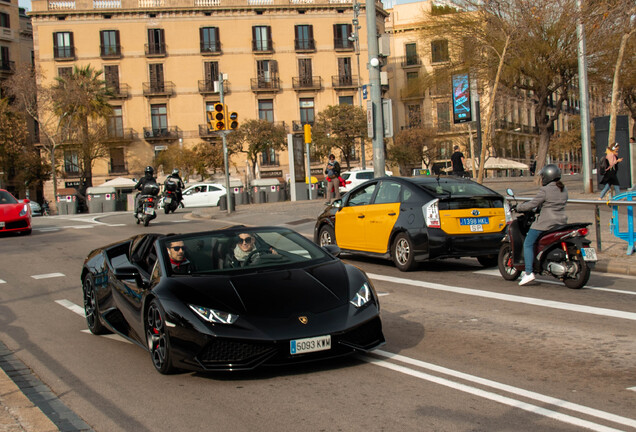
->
xmin=598 ymin=155 xmax=609 ymax=175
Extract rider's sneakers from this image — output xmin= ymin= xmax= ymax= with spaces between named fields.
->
xmin=519 ymin=272 xmax=535 ymax=286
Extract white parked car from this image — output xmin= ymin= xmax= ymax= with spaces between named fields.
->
xmin=339 ymin=169 xmax=393 ymax=193
xmin=181 ymin=183 xmax=227 ymax=208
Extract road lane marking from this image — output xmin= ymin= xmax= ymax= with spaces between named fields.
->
xmin=31 ymin=273 xmax=65 ymax=280
xmin=370 ymin=350 xmax=636 ymax=430
xmin=362 ymin=356 xmax=628 ymax=432
xmin=475 ymin=269 xmax=636 ymax=295
xmin=55 ymin=299 xmax=84 ymax=316
xmin=0 ymin=279 xmax=5 ymax=284
xmin=628 ymin=387 xmax=636 ymax=392
xmin=368 ymin=273 xmax=636 ymax=321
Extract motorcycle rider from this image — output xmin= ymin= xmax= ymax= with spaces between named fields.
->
xmin=134 ymin=166 xmax=158 ymax=216
xmin=515 ymin=164 xmax=568 ymax=286
xmin=164 ymin=168 xmax=185 ymax=206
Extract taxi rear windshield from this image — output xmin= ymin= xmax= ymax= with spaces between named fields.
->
xmin=417 ymin=181 xmax=503 ymax=209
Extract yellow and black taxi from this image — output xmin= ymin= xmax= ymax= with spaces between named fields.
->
xmin=314 ymin=176 xmax=509 ymax=271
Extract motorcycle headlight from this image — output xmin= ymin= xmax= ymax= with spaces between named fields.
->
xmin=20 ymin=204 xmax=29 ymax=217
xmin=350 ymin=282 xmax=372 ymax=308
xmin=189 ymin=305 xmax=238 ymax=324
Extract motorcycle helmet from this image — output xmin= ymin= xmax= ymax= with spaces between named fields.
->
xmin=540 ymin=164 xmax=561 ymax=186
xmin=144 ymin=166 xmax=154 ymax=176
xmin=172 ymin=169 xmax=179 ymax=176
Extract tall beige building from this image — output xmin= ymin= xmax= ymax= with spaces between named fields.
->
xmin=29 ymin=0 xmax=387 ymax=193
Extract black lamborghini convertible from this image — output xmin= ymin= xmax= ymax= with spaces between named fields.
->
xmin=81 ymin=226 xmax=385 ymax=374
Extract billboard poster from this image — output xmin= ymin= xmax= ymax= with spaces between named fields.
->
xmin=452 ymin=72 xmax=472 ymax=124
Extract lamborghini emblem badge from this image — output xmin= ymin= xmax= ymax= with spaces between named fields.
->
xmin=298 ymin=316 xmax=308 ymax=324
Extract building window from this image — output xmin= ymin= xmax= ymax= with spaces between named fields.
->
xmin=437 ymin=102 xmax=450 ymax=132
xmin=299 ymin=98 xmax=314 ymax=125
xmin=0 ymin=12 xmax=9 ymax=28
xmin=261 ymin=147 xmax=278 ymax=166
xmin=256 ymin=59 xmax=278 ymax=88
xmin=252 ymin=26 xmax=272 ymax=52
xmin=295 ymin=25 xmax=314 ymax=51
xmin=405 ymin=43 xmax=418 ymax=65
xmin=104 ymin=65 xmax=120 ymax=92
xmin=147 ymin=28 xmax=165 ymax=56
xmin=58 ymin=67 xmax=72 ymax=78
xmin=149 ymin=63 xmax=165 ymax=92
xmin=298 ymin=58 xmax=312 ymax=86
xmin=337 ymin=57 xmax=352 ymax=85
xmin=151 ymin=104 xmax=168 ymax=135
xmin=258 ymin=99 xmax=274 ymax=122
xmin=204 ymin=61 xmax=219 ymax=86
xmin=0 ymin=46 xmax=10 ymax=71
xmin=200 ymin=27 xmax=220 ymax=53
xmin=109 ymin=148 xmax=126 ymax=173
xmin=407 ymin=104 xmax=422 ymax=128
xmin=64 ymin=149 xmax=79 ymax=174
xmin=406 ymin=71 xmax=418 ymax=85
xmin=333 ymin=24 xmax=353 ymax=50
xmin=339 ymin=96 xmax=354 ymax=105
xmin=100 ymin=30 xmax=120 ymax=57
xmin=53 ymin=32 xmax=74 ymax=59
xmin=431 ymin=39 xmax=449 ymax=63
xmin=107 ymin=106 xmax=124 ymax=138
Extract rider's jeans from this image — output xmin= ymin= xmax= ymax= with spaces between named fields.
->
xmin=523 ymin=228 xmax=542 ymax=275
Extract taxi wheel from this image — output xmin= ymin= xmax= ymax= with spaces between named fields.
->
xmin=319 ymin=225 xmax=336 ymax=246
xmin=392 ymin=233 xmax=416 ymax=272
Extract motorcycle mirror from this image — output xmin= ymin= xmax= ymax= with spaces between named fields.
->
xmin=506 ymin=188 xmax=514 ymax=197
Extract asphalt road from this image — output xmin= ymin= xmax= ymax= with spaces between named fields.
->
xmin=1 ymin=208 xmax=635 ymax=432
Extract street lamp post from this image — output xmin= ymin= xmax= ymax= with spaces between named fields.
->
xmin=366 ymin=0 xmax=386 ymax=177
xmin=351 ymin=0 xmax=366 ymax=169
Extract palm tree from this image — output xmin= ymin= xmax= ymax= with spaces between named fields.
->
xmin=52 ymin=65 xmax=113 ymax=196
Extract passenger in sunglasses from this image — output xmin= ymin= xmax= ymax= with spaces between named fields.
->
xmin=166 ymin=240 xmax=193 ymax=274
xmin=225 ymin=232 xmax=277 ymax=268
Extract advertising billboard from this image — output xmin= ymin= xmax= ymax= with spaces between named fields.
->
xmin=452 ymin=72 xmax=472 ymax=124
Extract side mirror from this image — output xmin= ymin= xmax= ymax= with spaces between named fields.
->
xmin=506 ymin=188 xmax=514 ymax=197
xmin=114 ymin=266 xmax=143 ymax=285
xmin=332 ymin=199 xmax=342 ymax=209
xmin=322 ymin=244 xmax=341 ymax=257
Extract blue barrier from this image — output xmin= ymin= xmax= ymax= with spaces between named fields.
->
xmin=610 ymin=192 xmax=636 ymax=255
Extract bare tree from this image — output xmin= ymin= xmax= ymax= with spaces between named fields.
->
xmin=226 ymin=119 xmax=287 ymax=179
xmin=388 ymin=127 xmax=438 ymax=175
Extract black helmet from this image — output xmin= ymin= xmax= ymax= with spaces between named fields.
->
xmin=172 ymin=169 xmax=179 ymax=176
xmin=540 ymin=164 xmax=561 ymax=186
xmin=144 ymin=166 xmax=154 ymax=176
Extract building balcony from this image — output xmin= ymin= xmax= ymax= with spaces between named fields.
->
xmin=333 ymin=38 xmax=354 ymax=51
xmin=200 ymin=41 xmax=221 ymax=55
xmin=198 ymin=80 xmax=228 ymax=95
xmin=399 ymin=86 xmax=426 ymax=100
xmin=401 ymin=56 xmax=422 ymax=68
xmin=331 ymin=75 xmax=359 ymax=89
xmin=292 ymin=76 xmax=322 ymax=92
xmin=294 ymin=39 xmax=315 ymax=52
xmin=144 ymin=43 xmax=166 ymax=57
xmin=142 ymin=126 xmax=179 ymax=141
xmin=142 ymin=81 xmax=175 ymax=97
xmin=53 ymin=47 xmax=75 ymax=61
xmin=198 ymin=124 xmax=216 ymax=139
xmin=252 ymin=40 xmax=274 ymax=54
xmin=107 ymin=83 xmax=130 ymax=99
xmin=105 ymin=127 xmax=135 ymax=142
xmin=250 ymin=77 xmax=281 ymax=93
xmin=100 ymin=44 xmax=122 ymax=58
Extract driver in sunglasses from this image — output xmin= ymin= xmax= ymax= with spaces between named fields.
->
xmin=225 ymin=232 xmax=277 ymax=268
xmin=166 ymin=240 xmax=193 ymax=274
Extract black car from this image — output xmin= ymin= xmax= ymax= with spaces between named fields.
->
xmin=314 ymin=176 xmax=508 ymax=271
xmin=81 ymin=226 xmax=385 ymax=374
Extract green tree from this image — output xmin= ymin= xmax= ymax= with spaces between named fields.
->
xmin=155 ymin=145 xmax=202 ymax=182
xmin=193 ymin=142 xmax=226 ymax=178
xmin=52 ymin=65 xmax=113 ymax=196
xmin=227 ymin=119 xmax=287 ymax=179
xmin=312 ymin=104 xmax=366 ymax=170
xmin=388 ymin=127 xmax=438 ymax=175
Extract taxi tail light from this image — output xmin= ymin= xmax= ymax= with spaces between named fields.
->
xmin=423 ymin=199 xmax=441 ymax=228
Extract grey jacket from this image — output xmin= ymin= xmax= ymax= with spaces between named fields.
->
xmin=516 ymin=182 xmax=568 ymax=231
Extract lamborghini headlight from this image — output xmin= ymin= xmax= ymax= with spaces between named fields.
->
xmin=189 ymin=305 xmax=238 ymax=324
xmin=20 ymin=204 xmax=29 ymax=217
xmin=350 ymin=282 xmax=372 ymax=308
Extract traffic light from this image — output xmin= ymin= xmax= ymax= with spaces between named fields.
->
xmin=228 ymin=111 xmax=239 ymax=130
xmin=212 ymin=103 xmax=226 ymax=131
xmin=303 ymin=123 xmax=311 ymax=144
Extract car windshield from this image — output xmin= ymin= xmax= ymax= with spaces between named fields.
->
xmin=0 ymin=191 xmax=18 ymax=204
xmin=160 ymin=227 xmax=333 ymax=275
xmin=417 ymin=179 xmax=498 ymax=198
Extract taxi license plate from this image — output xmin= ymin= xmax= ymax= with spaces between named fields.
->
xmin=460 ymin=217 xmax=489 ymax=225
xmin=290 ymin=335 xmax=331 ymax=355
xmin=581 ymin=247 xmax=597 ymax=261
xmin=469 ymin=224 xmax=484 ymax=232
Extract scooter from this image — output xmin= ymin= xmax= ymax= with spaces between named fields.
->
xmin=161 ymin=181 xmax=181 ymax=214
xmin=41 ymin=200 xmax=50 ymax=216
xmin=498 ymin=189 xmax=596 ymax=289
xmin=135 ymin=183 xmax=160 ymax=227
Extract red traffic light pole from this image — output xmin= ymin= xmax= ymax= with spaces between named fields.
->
xmin=218 ymin=72 xmax=232 ymax=215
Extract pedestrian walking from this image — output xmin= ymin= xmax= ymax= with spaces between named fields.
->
xmin=451 ymin=145 xmax=466 ymax=177
xmin=598 ymin=143 xmax=622 ymax=200
xmin=324 ymin=154 xmax=341 ymax=203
